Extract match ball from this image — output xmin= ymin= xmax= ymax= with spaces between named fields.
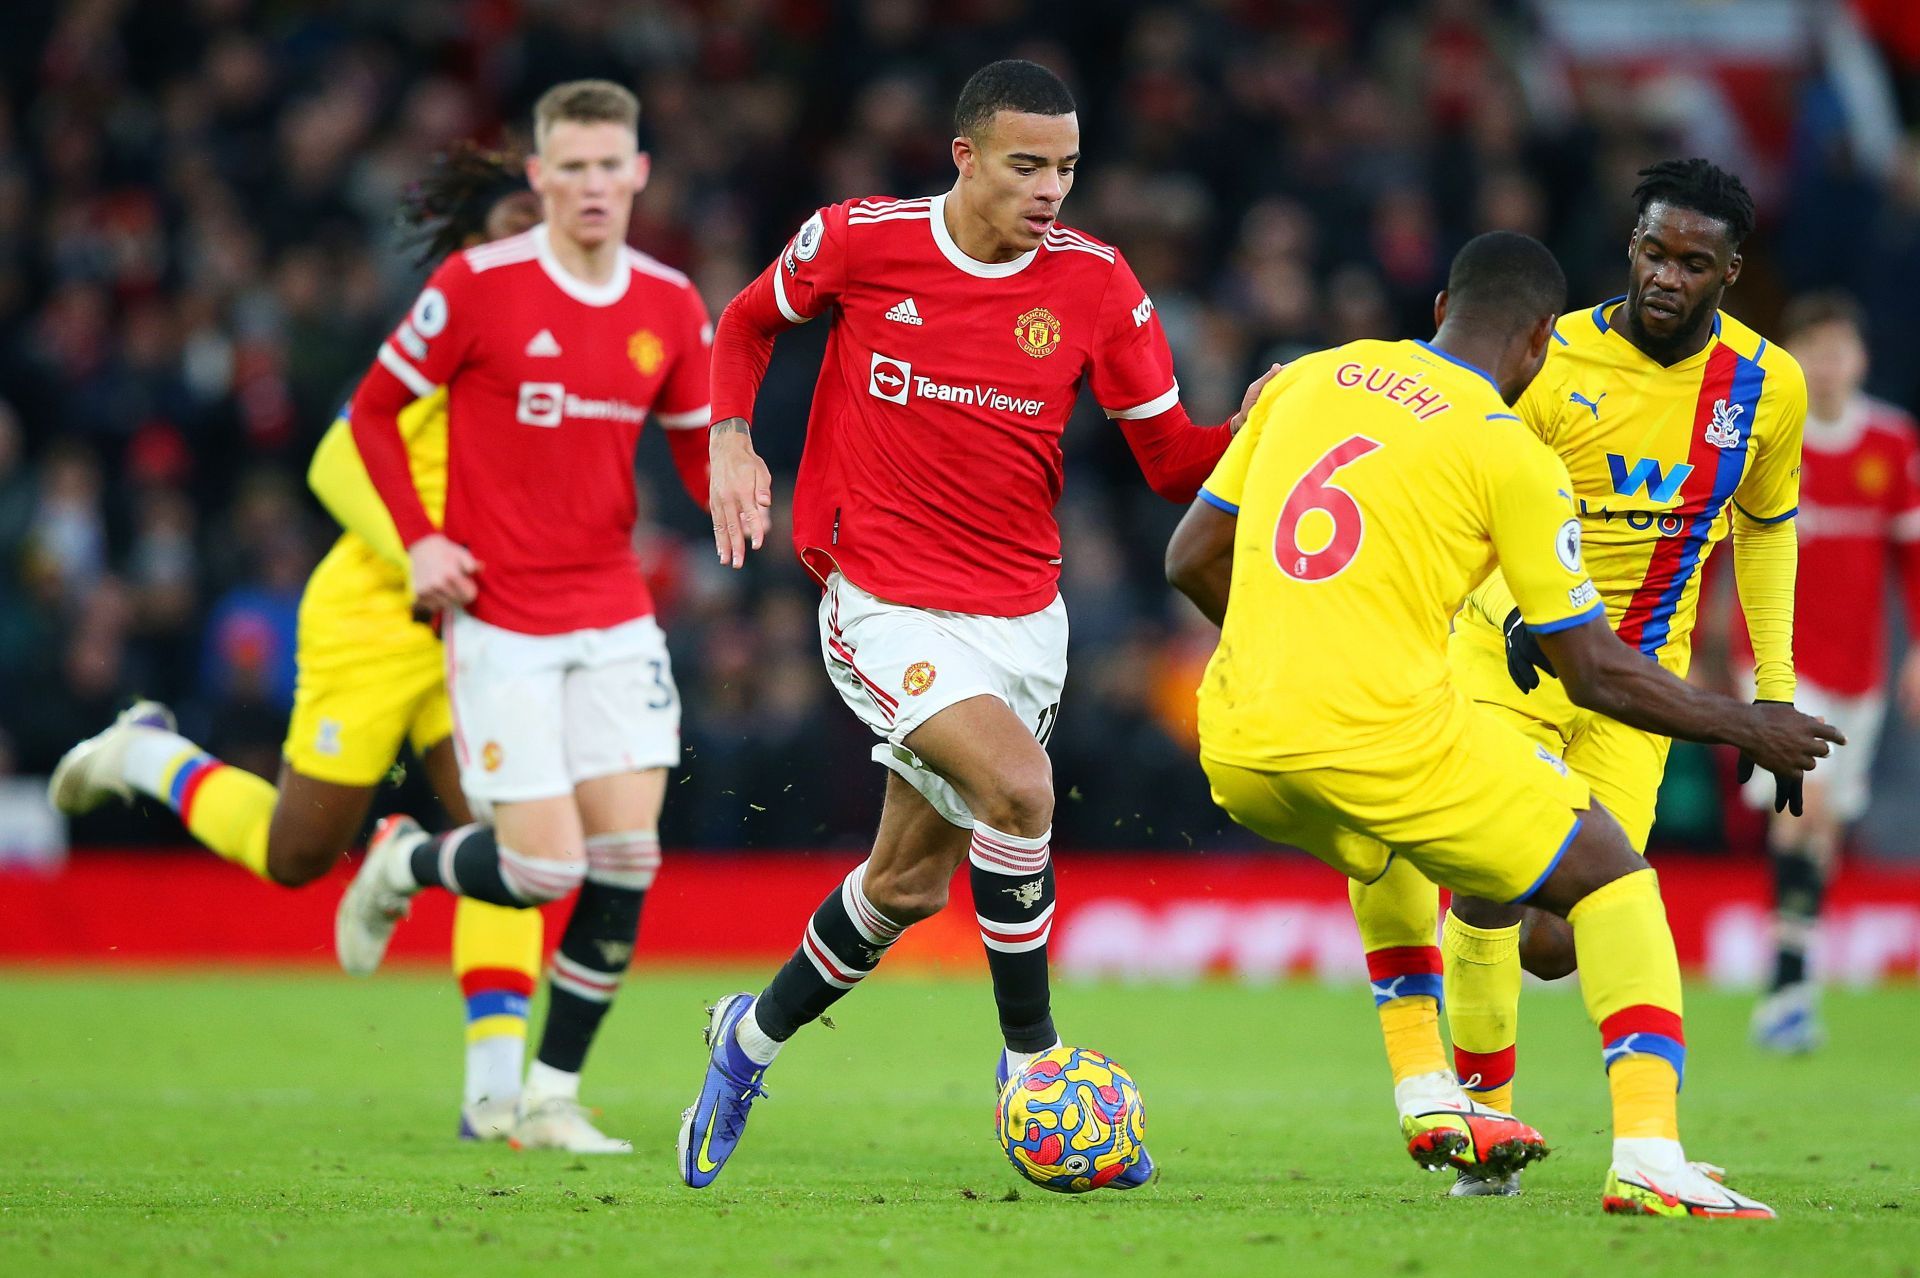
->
xmin=995 ymin=1045 xmax=1146 ymax=1193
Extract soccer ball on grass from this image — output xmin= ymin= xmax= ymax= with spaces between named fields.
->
xmin=994 ymin=1045 xmax=1145 ymax=1193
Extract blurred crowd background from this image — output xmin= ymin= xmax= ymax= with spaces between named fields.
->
xmin=4 ymin=0 xmax=1919 ymax=855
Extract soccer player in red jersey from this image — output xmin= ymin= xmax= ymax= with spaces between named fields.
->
xmin=1738 ymin=292 xmax=1920 ymax=1050
xmin=678 ymin=59 xmax=1273 ymax=1188
xmin=333 ymin=81 xmax=714 ymax=1153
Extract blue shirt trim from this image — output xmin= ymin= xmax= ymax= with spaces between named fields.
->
xmin=1413 ymin=340 xmax=1502 ymax=396
xmin=1550 ymin=327 xmax=1569 ymax=346
xmin=1733 ymin=498 xmax=1795 ymax=524
xmin=1594 ymin=294 xmax=1721 ymax=337
xmin=1485 ymin=412 xmax=1522 ymax=422
xmin=1526 ymin=601 xmax=1606 ymax=635
xmin=1198 ymin=488 xmax=1239 ymax=516
xmin=1512 ymin=813 xmax=1582 ymax=904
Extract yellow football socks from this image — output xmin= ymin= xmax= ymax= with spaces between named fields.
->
xmin=453 ymin=899 xmax=544 ymax=1107
xmin=1351 ymin=857 xmax=1447 ymax=1085
xmin=1443 ymin=911 xmax=1522 ymax=1114
xmin=1569 ymin=868 xmax=1684 ymax=1142
xmin=154 ymin=746 xmax=277 ymax=882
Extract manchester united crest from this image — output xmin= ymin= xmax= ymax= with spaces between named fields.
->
xmin=1014 ymin=306 xmax=1061 ymax=358
xmin=1858 ymin=454 xmax=1892 ymax=497
xmin=627 ymin=329 xmax=664 ymax=376
xmin=902 ymin=661 xmax=937 ymax=696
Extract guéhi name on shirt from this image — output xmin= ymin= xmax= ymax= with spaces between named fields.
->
xmin=516 ymin=382 xmax=650 ymax=428
xmin=868 ymin=352 xmax=1046 ymax=418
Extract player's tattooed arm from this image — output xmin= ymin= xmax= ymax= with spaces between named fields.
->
xmin=709 ymin=417 xmax=773 ymax=568
xmin=1167 ymin=498 xmax=1237 ymax=626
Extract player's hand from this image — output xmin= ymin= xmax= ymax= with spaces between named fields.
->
xmin=1229 ymin=364 xmax=1284 ymax=436
xmin=1734 ymin=699 xmax=1845 ymax=816
xmin=1500 ymin=607 xmax=1557 ymax=694
xmin=408 ymin=533 xmax=482 ymax=614
xmin=709 ymin=418 xmax=773 ymax=568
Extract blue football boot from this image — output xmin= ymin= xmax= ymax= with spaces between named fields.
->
xmin=677 ymin=993 xmax=770 ymax=1188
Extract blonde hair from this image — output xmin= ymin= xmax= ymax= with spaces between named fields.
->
xmin=532 ymin=79 xmax=640 ymax=150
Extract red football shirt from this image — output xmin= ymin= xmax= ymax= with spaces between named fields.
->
xmin=711 ymin=194 xmax=1231 ymax=616
xmin=1732 ymin=395 xmax=1920 ymax=695
xmin=350 ymin=224 xmax=712 ymax=635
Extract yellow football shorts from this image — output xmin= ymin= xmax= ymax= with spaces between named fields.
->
xmin=283 ymin=537 xmax=452 ymax=788
xmin=1202 ymin=701 xmax=1592 ymax=904
xmin=1448 ymin=618 xmax=1670 ymax=853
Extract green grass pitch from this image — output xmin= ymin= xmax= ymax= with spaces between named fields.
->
xmin=4 ymin=970 xmax=1917 ymax=1276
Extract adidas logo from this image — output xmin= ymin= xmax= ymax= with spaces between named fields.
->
xmin=884 ymin=297 xmax=923 ymax=325
xmin=525 ymin=329 xmax=562 ymax=357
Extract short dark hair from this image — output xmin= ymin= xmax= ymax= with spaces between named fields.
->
xmin=954 ymin=60 xmax=1075 ymax=139
xmin=1445 ymin=231 xmax=1567 ymax=330
xmin=399 ymin=141 xmax=527 ymax=267
xmin=1780 ymin=290 xmax=1866 ymax=343
xmin=1632 ymin=158 xmax=1756 ymax=250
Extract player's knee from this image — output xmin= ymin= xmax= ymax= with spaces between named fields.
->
xmin=973 ymin=766 xmax=1054 ymax=838
xmin=862 ymin=859 xmax=948 ymax=923
xmin=1518 ymin=910 xmax=1577 ymax=980
xmin=264 ymin=835 xmax=342 ymax=888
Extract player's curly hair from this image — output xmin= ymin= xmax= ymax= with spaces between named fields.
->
xmin=1632 ymin=158 xmax=1756 ymax=250
xmin=955 ymin=59 xmax=1076 ymax=138
xmin=397 ymin=141 xmax=529 ymax=267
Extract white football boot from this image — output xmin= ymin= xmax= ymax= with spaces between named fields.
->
xmin=1603 ymin=1138 xmax=1775 ymax=1218
xmin=47 ymin=700 xmax=177 ymax=814
xmin=334 ymin=814 xmax=425 ymax=977
xmin=459 ymin=1097 xmax=520 ymax=1142
xmin=509 ymin=1097 xmax=633 ymax=1155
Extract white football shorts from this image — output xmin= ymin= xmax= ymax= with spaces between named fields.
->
xmin=817 ymin=571 xmax=1067 ymax=828
xmin=445 ymin=609 xmax=681 ymax=809
xmin=1739 ymin=677 xmax=1884 ymax=822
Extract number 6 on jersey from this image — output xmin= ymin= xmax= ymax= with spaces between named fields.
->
xmin=1275 ymin=436 xmax=1381 ymax=581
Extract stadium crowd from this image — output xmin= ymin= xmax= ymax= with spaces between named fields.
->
xmin=4 ymin=0 xmax=1920 ymax=851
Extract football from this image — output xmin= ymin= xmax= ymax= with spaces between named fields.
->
xmin=995 ymin=1046 xmax=1146 ymax=1193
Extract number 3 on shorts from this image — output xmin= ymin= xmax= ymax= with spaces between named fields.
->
xmin=1275 ymin=435 xmax=1380 ymax=582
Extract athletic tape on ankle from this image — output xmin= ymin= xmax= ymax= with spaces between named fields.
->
xmin=584 ymin=830 xmax=662 ymax=890
xmin=498 ymin=846 xmax=586 ymax=904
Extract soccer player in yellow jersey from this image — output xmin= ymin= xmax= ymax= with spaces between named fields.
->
xmin=1167 ymin=231 xmax=1838 ymax=1218
xmin=49 ymin=146 xmax=549 ymax=1142
xmin=1346 ymin=160 xmax=1811 ymax=1196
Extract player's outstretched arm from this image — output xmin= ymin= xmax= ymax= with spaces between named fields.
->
xmin=1166 ymin=497 xmax=1237 ymax=626
xmin=1536 ymin=617 xmax=1843 ymax=776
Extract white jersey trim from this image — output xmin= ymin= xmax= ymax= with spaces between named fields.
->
xmin=378 ymin=343 xmax=438 ymax=398
xmin=1891 ymin=507 xmax=1920 ymax=542
xmin=928 ymin=192 xmax=1036 ymax=278
xmin=1104 ymin=382 xmax=1180 ymax=420
xmin=532 ymin=223 xmax=631 ymax=307
xmin=656 ymin=405 xmax=711 ymax=430
xmin=772 ymin=265 xmax=810 ymax=324
xmin=465 ymin=231 xmax=538 ymax=272
xmin=1043 ymin=227 xmax=1115 ymax=263
xmin=626 ymin=246 xmax=692 ymax=288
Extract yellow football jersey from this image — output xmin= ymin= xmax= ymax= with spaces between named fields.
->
xmin=300 ymin=389 xmax=450 ymax=659
xmin=1466 ymin=300 xmax=1805 ymax=684
xmin=1196 ymin=339 xmax=1602 ymax=770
